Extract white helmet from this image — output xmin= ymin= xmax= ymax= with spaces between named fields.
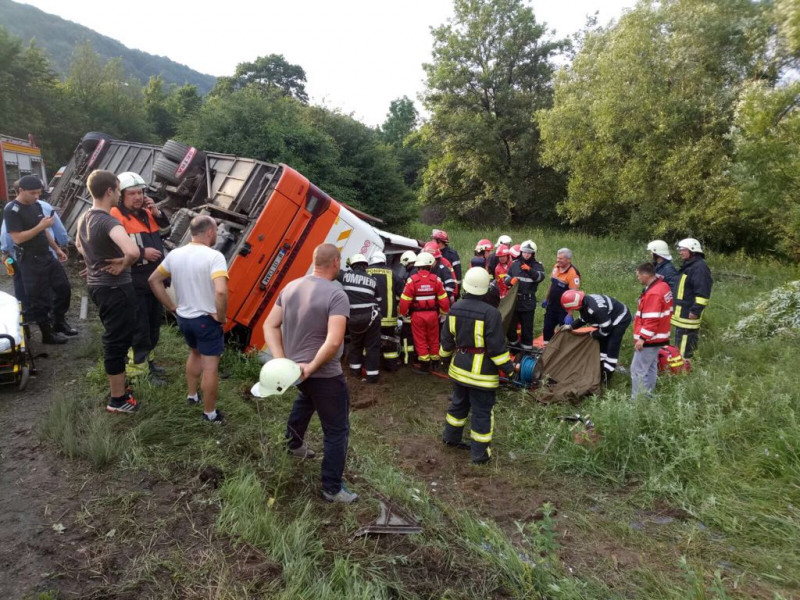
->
xmin=520 ymin=239 xmax=537 ymax=254
xmin=463 ymin=267 xmax=492 ymax=295
xmin=676 ymin=238 xmax=703 ymax=254
xmin=118 ymin=171 xmax=146 ymax=192
xmin=349 ymin=253 xmax=368 ymax=267
xmin=400 ymin=250 xmax=417 ymax=266
xmin=368 ymin=250 xmax=386 ymax=265
xmin=497 ymin=234 xmax=512 ymax=246
xmin=251 ymin=358 xmax=301 ymax=398
xmin=414 ymin=252 xmax=436 ymax=267
xmin=647 ymin=239 xmax=672 ymax=260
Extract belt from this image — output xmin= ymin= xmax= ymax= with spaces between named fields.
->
xmin=412 ymin=307 xmax=438 ymax=312
xmin=457 ymin=347 xmax=485 ymax=354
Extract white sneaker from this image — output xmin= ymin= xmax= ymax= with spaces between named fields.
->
xmin=321 ymin=484 xmax=359 ymax=504
xmin=287 ymin=443 xmax=316 ymax=459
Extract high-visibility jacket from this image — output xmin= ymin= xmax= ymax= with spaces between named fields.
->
xmin=340 ymin=267 xmax=381 ymax=316
xmin=507 ymin=257 xmax=545 ymax=311
xmin=546 ymin=263 xmax=581 ymax=306
xmin=367 ymin=262 xmax=404 ymax=327
xmin=634 ymin=278 xmax=673 ymax=346
xmin=671 ymin=256 xmax=712 ymax=331
xmin=439 ymin=296 xmax=515 ymax=389
xmin=576 ymin=294 xmax=630 ymax=338
xmin=441 ymin=246 xmax=462 ymax=283
xmin=398 ymin=270 xmax=449 ymax=316
xmin=109 ymin=205 xmax=170 ymax=289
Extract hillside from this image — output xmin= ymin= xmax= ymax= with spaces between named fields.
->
xmin=0 ymin=0 xmax=216 ymax=93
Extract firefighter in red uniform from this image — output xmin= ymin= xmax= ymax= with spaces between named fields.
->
xmin=398 ymin=252 xmax=450 ymax=373
xmin=493 ymin=244 xmax=512 ymax=298
xmin=631 ymin=262 xmax=673 ymax=399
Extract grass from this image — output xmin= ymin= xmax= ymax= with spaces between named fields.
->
xmin=37 ymin=224 xmax=800 ymax=598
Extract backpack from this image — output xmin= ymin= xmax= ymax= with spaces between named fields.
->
xmin=658 ymin=345 xmax=691 ymax=375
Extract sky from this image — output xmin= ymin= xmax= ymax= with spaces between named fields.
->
xmin=18 ymin=0 xmax=634 ymax=127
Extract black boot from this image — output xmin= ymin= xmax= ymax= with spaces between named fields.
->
xmin=40 ymin=323 xmax=68 ymax=345
xmin=53 ymin=319 xmax=78 ymax=336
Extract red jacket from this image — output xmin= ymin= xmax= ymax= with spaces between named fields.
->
xmin=634 ymin=278 xmax=673 ymax=346
xmin=398 ymin=270 xmax=450 ymax=316
xmin=494 ymin=261 xmax=510 ymax=298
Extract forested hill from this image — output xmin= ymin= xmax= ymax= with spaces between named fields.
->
xmin=0 ymin=0 xmax=216 ymax=93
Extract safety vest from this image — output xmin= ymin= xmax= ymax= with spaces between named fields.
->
xmin=398 ymin=270 xmax=449 ymax=315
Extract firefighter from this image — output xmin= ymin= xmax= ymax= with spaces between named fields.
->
xmin=440 ymin=267 xmax=518 ymax=464
xmin=341 ymin=253 xmax=382 ymax=383
xmin=561 ymin=290 xmax=632 ymax=384
xmin=110 ymin=171 xmax=171 ymax=380
xmin=367 ymin=250 xmax=404 ymax=372
xmin=631 ymin=262 xmax=674 ymax=399
xmin=421 ymin=241 xmax=457 ymax=302
xmin=488 ymin=234 xmax=512 ymax=274
xmin=493 ymin=244 xmax=512 ymax=298
xmin=431 ymin=229 xmax=462 ymax=286
xmin=398 ymin=252 xmax=450 ymax=373
xmin=542 ymin=248 xmax=582 ymax=342
xmin=470 ymin=239 xmax=493 ymax=269
xmin=397 ymin=250 xmax=417 ymax=365
xmin=647 ymin=239 xmax=679 ymax=296
xmin=505 ymin=240 xmax=545 ymax=350
xmin=671 ymin=238 xmax=712 ymax=359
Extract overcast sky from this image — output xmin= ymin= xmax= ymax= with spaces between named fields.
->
xmin=18 ymin=0 xmax=634 ymax=127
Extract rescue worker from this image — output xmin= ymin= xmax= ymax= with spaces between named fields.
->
xmin=396 ymin=250 xmax=418 ymax=365
xmin=440 ymin=267 xmax=518 ymax=464
xmin=671 ymin=238 xmax=712 ymax=358
xmin=505 ymin=240 xmax=545 ymax=350
xmin=631 ymin=262 xmax=673 ymax=399
xmin=561 ymin=290 xmax=632 ymax=384
xmin=421 ymin=241 xmax=457 ymax=302
xmin=367 ymin=250 xmax=404 ymax=372
xmin=398 ymin=252 xmax=450 ymax=373
xmin=488 ymin=234 xmax=512 ymax=274
xmin=542 ymin=248 xmax=581 ymax=342
xmin=341 ymin=253 xmax=382 ymax=383
xmin=431 ymin=229 xmax=462 ymax=286
xmin=110 ymin=171 xmax=171 ymax=379
xmin=647 ymin=239 xmax=679 ymax=296
xmin=493 ymin=244 xmax=512 ymax=298
xmin=470 ymin=238 xmax=493 ymax=269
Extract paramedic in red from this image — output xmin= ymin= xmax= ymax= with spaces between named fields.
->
xmin=631 ymin=262 xmax=674 ymax=400
xmin=493 ymin=244 xmax=512 ymax=297
xmin=398 ymin=251 xmax=449 ymax=373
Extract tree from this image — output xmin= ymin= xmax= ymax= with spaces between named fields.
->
xmin=381 ymin=96 xmax=427 ymax=189
xmin=419 ymin=0 xmax=566 ymax=224
xmin=211 ymin=54 xmax=308 ymax=102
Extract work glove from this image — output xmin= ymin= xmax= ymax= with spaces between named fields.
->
xmin=541 ymin=300 xmax=548 ymax=309
xmin=521 ymin=264 xmax=531 ymax=271
xmin=563 ymin=315 xmax=574 ymax=326
xmin=510 ymin=277 xmax=519 ymax=286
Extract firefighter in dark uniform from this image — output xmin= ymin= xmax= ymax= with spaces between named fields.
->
xmin=647 ymin=239 xmax=679 ymax=296
xmin=671 ymin=238 xmax=712 ymax=358
xmin=396 ymin=250 xmax=417 ymax=365
xmin=432 ymin=229 xmax=462 ymax=286
xmin=110 ymin=171 xmax=171 ymax=379
xmin=440 ymin=267 xmax=518 ymax=464
xmin=341 ymin=253 xmax=382 ymax=383
xmin=2 ymin=175 xmax=74 ymax=344
xmin=505 ymin=240 xmax=545 ymax=350
xmin=367 ymin=250 xmax=404 ymax=371
xmin=561 ymin=290 xmax=632 ymax=383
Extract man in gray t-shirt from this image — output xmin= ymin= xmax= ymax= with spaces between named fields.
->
xmin=264 ymin=243 xmax=357 ymax=503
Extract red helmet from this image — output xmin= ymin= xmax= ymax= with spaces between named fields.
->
xmin=509 ymin=244 xmax=521 ymax=258
xmin=495 ymin=244 xmax=511 ymax=257
xmin=561 ymin=290 xmax=585 ymax=311
xmin=475 ymin=238 xmax=493 ymax=253
xmin=431 ymin=229 xmax=449 ymax=244
xmin=422 ymin=241 xmax=442 ymax=259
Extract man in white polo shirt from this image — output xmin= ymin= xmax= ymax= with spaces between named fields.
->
xmin=149 ymin=215 xmax=228 ymax=424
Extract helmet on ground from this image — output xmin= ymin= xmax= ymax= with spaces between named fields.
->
xmin=400 ymin=250 xmax=417 ymax=266
xmin=495 ymin=244 xmax=511 ymax=257
xmin=463 ymin=267 xmax=492 ymax=295
xmin=647 ymin=240 xmax=671 ymax=260
xmin=520 ymin=239 xmax=537 ymax=254
xmin=431 ymin=229 xmax=449 ymax=244
xmin=368 ymin=250 xmax=386 ymax=265
xmin=414 ymin=252 xmax=436 ymax=268
xmin=251 ymin=358 xmax=301 ymax=398
xmin=561 ymin=290 xmax=585 ymax=311
xmin=118 ymin=171 xmax=146 ymax=192
xmin=422 ymin=241 xmax=442 ymax=259
xmin=509 ymin=244 xmax=521 ymax=258
xmin=497 ymin=234 xmax=512 ymax=246
xmin=676 ymin=238 xmax=703 ymax=254
xmin=349 ymin=253 xmax=368 ymax=267
xmin=475 ymin=238 xmax=493 ymax=253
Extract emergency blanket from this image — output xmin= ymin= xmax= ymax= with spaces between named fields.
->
xmin=0 ymin=291 xmax=22 ymax=352
xmin=533 ymin=329 xmax=601 ymax=404
xmin=498 ymin=290 xmax=518 ymax=335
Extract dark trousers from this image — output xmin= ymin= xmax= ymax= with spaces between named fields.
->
xmin=89 ymin=284 xmax=137 ymax=376
xmin=132 ymin=290 xmax=163 ymax=364
xmin=19 ymin=253 xmax=70 ymax=326
xmin=543 ymin=304 xmax=567 ymax=341
xmin=285 ymin=374 xmax=350 ymax=494
xmin=442 ymin=382 xmax=496 ymax=463
xmin=380 ymin=324 xmax=400 ymax=370
xmin=507 ymin=309 xmax=535 ymax=348
xmin=674 ymin=327 xmax=699 ymax=359
xmin=400 ymin=319 xmax=414 ymax=364
xmin=598 ymin=314 xmax=632 ymax=373
xmin=347 ymin=311 xmax=381 ymax=377
xmin=11 ymin=265 xmax=29 ymax=318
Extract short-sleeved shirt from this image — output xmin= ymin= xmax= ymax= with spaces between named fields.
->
xmin=157 ymin=242 xmax=228 ymax=319
xmin=3 ymin=200 xmax=49 ymax=254
xmin=276 ymin=275 xmax=350 ymax=378
xmin=76 ymin=209 xmax=131 ymax=287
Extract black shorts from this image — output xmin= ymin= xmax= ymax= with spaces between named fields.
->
xmin=177 ymin=314 xmax=224 ymax=356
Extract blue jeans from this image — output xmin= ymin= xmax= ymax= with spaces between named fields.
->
xmin=285 ymin=374 xmax=350 ymax=494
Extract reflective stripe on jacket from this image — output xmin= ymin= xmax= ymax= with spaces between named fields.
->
xmin=507 ymin=257 xmax=545 ymax=311
xmin=341 ymin=267 xmax=381 ymax=313
xmin=367 ymin=263 xmax=404 ymax=327
xmin=634 ymin=279 xmax=673 ymax=345
xmin=398 ymin=270 xmax=449 ymax=315
xmin=578 ymin=294 xmax=630 ymax=337
xmin=671 ymin=256 xmax=712 ymax=330
xmin=441 ymin=246 xmax=462 ymax=283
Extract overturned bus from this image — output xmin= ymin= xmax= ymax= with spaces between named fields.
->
xmin=49 ymin=132 xmax=419 ymax=350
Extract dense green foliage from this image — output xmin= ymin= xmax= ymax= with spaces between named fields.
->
xmin=211 ymin=54 xmax=309 ymax=102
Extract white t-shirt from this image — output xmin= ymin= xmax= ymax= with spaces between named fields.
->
xmin=157 ymin=243 xmax=228 ymax=319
